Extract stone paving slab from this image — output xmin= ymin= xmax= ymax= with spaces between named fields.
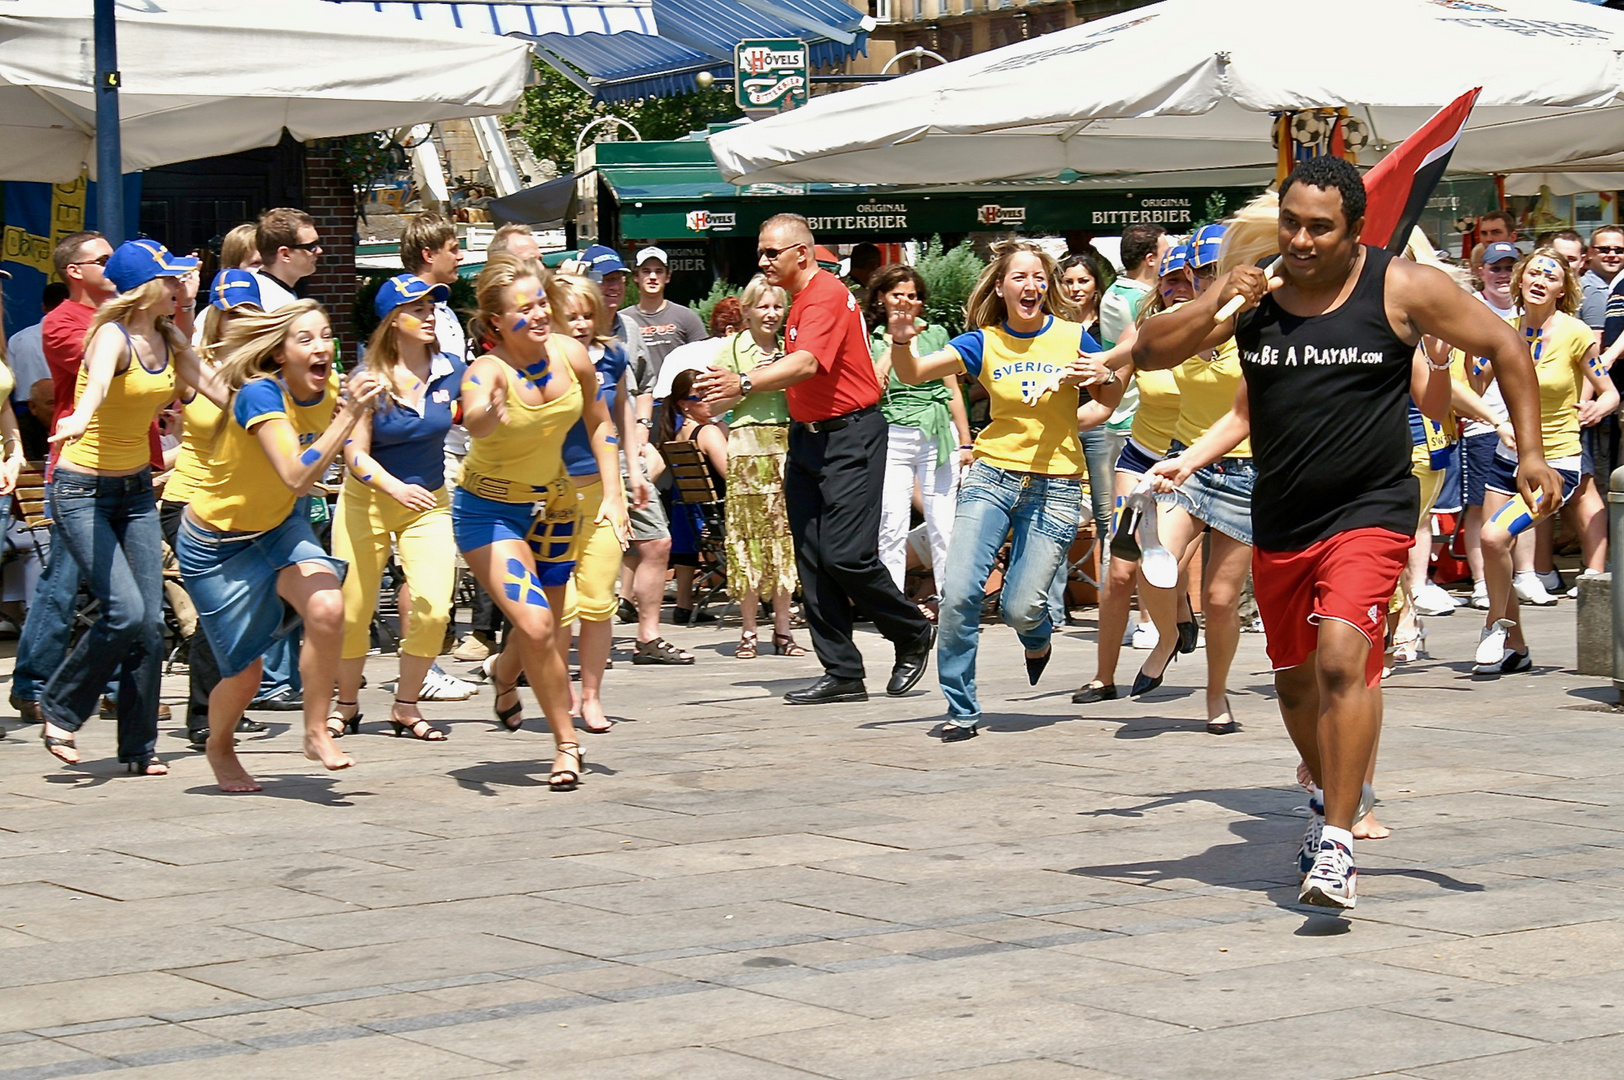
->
xmin=2 ymin=594 xmax=1622 ymax=1078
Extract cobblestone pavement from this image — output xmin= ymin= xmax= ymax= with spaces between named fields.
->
xmin=2 ymin=595 xmax=1622 ymax=1080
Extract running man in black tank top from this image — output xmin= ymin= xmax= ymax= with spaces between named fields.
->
xmin=1134 ymin=157 xmax=1558 ymax=912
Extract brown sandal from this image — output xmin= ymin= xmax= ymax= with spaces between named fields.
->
xmin=771 ymin=632 xmax=806 ymax=657
xmin=736 ymin=630 xmax=759 ymax=659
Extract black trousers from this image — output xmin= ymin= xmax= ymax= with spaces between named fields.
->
xmin=787 ymin=409 xmax=931 ymax=681
xmin=158 ymin=500 xmax=221 ymax=733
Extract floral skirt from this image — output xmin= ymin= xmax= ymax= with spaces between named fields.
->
xmin=725 ymin=424 xmax=798 ymax=597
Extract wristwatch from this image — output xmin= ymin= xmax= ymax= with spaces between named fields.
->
xmin=739 ymin=373 xmax=755 ymax=395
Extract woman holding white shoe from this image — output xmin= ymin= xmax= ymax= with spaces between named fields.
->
xmin=1475 ymin=248 xmax=1615 ymax=675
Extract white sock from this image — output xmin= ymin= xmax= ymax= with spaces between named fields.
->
xmin=1513 ymin=570 xmax=1538 ymax=584
xmin=1308 ymin=784 xmax=1323 ymax=813
xmin=1321 ymin=825 xmax=1354 ymax=853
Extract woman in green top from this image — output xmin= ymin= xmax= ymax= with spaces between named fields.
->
xmin=712 ymin=275 xmax=804 ymax=659
xmin=868 ymin=265 xmax=973 ymax=610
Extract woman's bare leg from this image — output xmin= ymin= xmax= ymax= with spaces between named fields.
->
xmin=277 ymin=563 xmax=354 ymax=772
xmin=206 ymin=659 xmax=264 ymax=793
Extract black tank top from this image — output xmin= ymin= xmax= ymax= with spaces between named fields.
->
xmin=1237 ymin=245 xmax=1418 ymax=551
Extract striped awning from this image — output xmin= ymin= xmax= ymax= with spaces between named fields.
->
xmin=331 ymin=0 xmax=870 ymax=102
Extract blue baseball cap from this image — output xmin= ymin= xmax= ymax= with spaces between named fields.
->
xmin=1158 ymin=243 xmax=1192 ymax=277
xmin=374 ymin=273 xmax=450 ymax=319
xmin=579 ymin=244 xmax=629 ymax=280
xmin=209 ymin=269 xmax=263 ymax=311
xmin=1191 ymin=223 xmax=1227 ymax=268
xmin=1482 ymin=241 xmax=1520 ymax=267
xmin=105 ymin=239 xmax=199 ymax=293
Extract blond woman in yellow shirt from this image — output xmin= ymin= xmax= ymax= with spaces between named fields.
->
xmin=41 ymin=240 xmax=227 ymax=777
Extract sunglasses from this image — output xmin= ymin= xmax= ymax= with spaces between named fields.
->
xmin=757 ymin=243 xmax=806 ymax=261
xmin=1592 ymin=246 xmax=1624 ymax=256
xmin=287 ymin=241 xmax=322 ymax=252
xmin=69 ymin=255 xmax=110 ymax=267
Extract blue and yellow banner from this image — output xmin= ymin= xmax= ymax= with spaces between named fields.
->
xmin=2 ymin=174 xmax=142 ymax=340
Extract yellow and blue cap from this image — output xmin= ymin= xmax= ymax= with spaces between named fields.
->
xmin=209 ymin=269 xmax=262 ymax=311
xmin=1158 ymin=243 xmax=1192 ymax=277
xmin=374 ymin=273 xmax=450 ymax=319
xmin=105 ymin=239 xmax=199 ymax=293
xmin=1191 ymin=223 xmax=1227 ymax=268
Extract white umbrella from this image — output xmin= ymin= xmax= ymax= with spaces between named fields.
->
xmin=0 ymin=0 xmax=533 ymax=182
xmin=709 ymin=0 xmax=1624 ymax=187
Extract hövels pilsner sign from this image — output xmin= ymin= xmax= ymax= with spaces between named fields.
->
xmin=735 ymin=39 xmax=809 ymax=112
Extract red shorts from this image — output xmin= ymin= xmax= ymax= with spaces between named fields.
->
xmin=1253 ymin=527 xmax=1414 ymax=687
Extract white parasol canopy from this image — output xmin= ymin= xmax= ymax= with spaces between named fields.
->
xmin=0 ymin=0 xmax=534 ymax=181
xmin=709 ymin=0 xmax=1624 ymax=191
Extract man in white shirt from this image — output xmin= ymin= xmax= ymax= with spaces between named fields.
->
xmin=252 ymin=207 xmax=321 ymax=310
xmin=5 ymin=281 xmax=66 ymax=456
xmin=400 ymin=211 xmax=465 ymax=361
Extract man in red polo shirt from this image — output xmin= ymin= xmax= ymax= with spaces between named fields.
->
xmin=696 ymin=213 xmax=933 ymax=704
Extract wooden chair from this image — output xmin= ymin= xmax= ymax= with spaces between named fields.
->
xmin=11 ymin=460 xmax=49 ymax=532
xmin=659 ymin=439 xmax=728 ymax=619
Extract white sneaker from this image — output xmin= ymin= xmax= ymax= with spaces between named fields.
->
xmin=1513 ymin=573 xmax=1558 ymax=607
xmin=1297 ymin=804 xmax=1323 ymax=881
xmin=1474 ymin=619 xmax=1515 ymax=670
xmin=419 ymin=666 xmax=477 ymax=701
xmin=1299 ymin=839 xmax=1358 ymax=909
xmin=1470 ymin=582 xmax=1490 ymax=609
xmin=1413 ymin=582 xmax=1457 ymax=617
xmin=1131 ymin=623 xmax=1160 ymax=650
xmin=1537 ymin=569 xmax=1563 ymax=594
xmin=1570 ymin=568 xmax=1605 ymax=599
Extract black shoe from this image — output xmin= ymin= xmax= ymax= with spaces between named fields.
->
xmin=10 ymin=694 xmax=43 ymax=724
xmin=236 ymin=716 xmax=268 ymax=733
xmin=1130 ymin=650 xmax=1175 ymax=697
xmin=1025 ymin=646 xmax=1052 ymax=686
xmin=887 ymin=625 xmax=936 ymax=697
xmin=1177 ymin=618 xmax=1199 ymax=655
xmin=939 ymin=723 xmax=978 ymax=742
xmin=672 ymin=606 xmax=717 ymax=626
xmin=784 ymin=676 xmax=868 ymax=705
xmin=1072 ymin=681 xmax=1118 ymax=704
xmin=617 ymin=599 xmax=637 ymax=624
xmin=248 ymin=687 xmax=303 ymax=711
xmin=187 ymin=728 xmax=210 ymax=750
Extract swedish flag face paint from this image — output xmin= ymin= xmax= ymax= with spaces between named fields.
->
xmin=1588 ymin=355 xmax=1608 ymax=381
xmin=502 ymin=556 xmax=549 ymax=607
xmin=1490 ymin=488 xmax=1545 ymax=538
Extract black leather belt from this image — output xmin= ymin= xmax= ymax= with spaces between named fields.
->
xmin=794 ymin=404 xmax=877 ymax=434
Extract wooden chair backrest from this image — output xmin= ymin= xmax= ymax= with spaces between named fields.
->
xmin=12 ymin=461 xmax=49 ymax=529
xmin=659 ymin=440 xmax=721 ymax=505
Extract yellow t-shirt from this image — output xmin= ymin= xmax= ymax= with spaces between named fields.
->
xmin=1129 ymin=368 xmax=1181 ymax=457
xmin=1171 ymin=334 xmax=1250 ymax=457
xmin=947 ymin=316 xmax=1086 ymax=477
xmin=458 ymin=353 xmax=583 ymax=502
xmin=162 ymin=394 xmax=222 ymax=505
xmin=188 ymin=375 xmax=336 ymax=533
xmin=62 ymin=330 xmax=176 ymax=472
xmin=1518 ymin=311 xmax=1592 ymax=461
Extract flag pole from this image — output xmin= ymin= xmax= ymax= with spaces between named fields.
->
xmin=94 ymin=0 xmax=125 ymax=244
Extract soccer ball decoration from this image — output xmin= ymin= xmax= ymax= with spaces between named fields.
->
xmin=1340 ymin=116 xmax=1369 ymax=151
xmin=1290 ymin=111 xmax=1327 ymax=145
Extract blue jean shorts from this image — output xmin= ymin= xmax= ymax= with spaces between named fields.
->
xmin=176 ymin=511 xmax=347 ymax=679
xmin=1483 ymin=452 xmax=1579 ymax=502
xmin=1155 ymin=441 xmax=1257 ymax=546
xmin=1114 ymin=438 xmax=1162 ymax=476
xmin=452 ymin=484 xmax=578 ymax=590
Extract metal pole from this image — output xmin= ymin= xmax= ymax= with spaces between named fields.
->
xmin=93 ymin=0 xmax=124 ymax=244
xmin=1609 ymin=463 xmax=1624 ymax=702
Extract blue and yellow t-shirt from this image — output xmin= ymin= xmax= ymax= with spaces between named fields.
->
xmin=188 ymin=376 xmax=336 ymax=533
xmin=947 ymin=316 xmax=1096 ymax=477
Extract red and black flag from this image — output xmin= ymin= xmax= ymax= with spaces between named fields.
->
xmin=1361 ymin=87 xmax=1481 ymax=252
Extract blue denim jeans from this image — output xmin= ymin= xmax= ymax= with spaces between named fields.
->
xmin=13 ymin=504 xmax=84 ymax=704
xmin=40 ymin=469 xmax=164 ymax=762
xmin=939 ymin=461 xmax=1081 ymax=726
